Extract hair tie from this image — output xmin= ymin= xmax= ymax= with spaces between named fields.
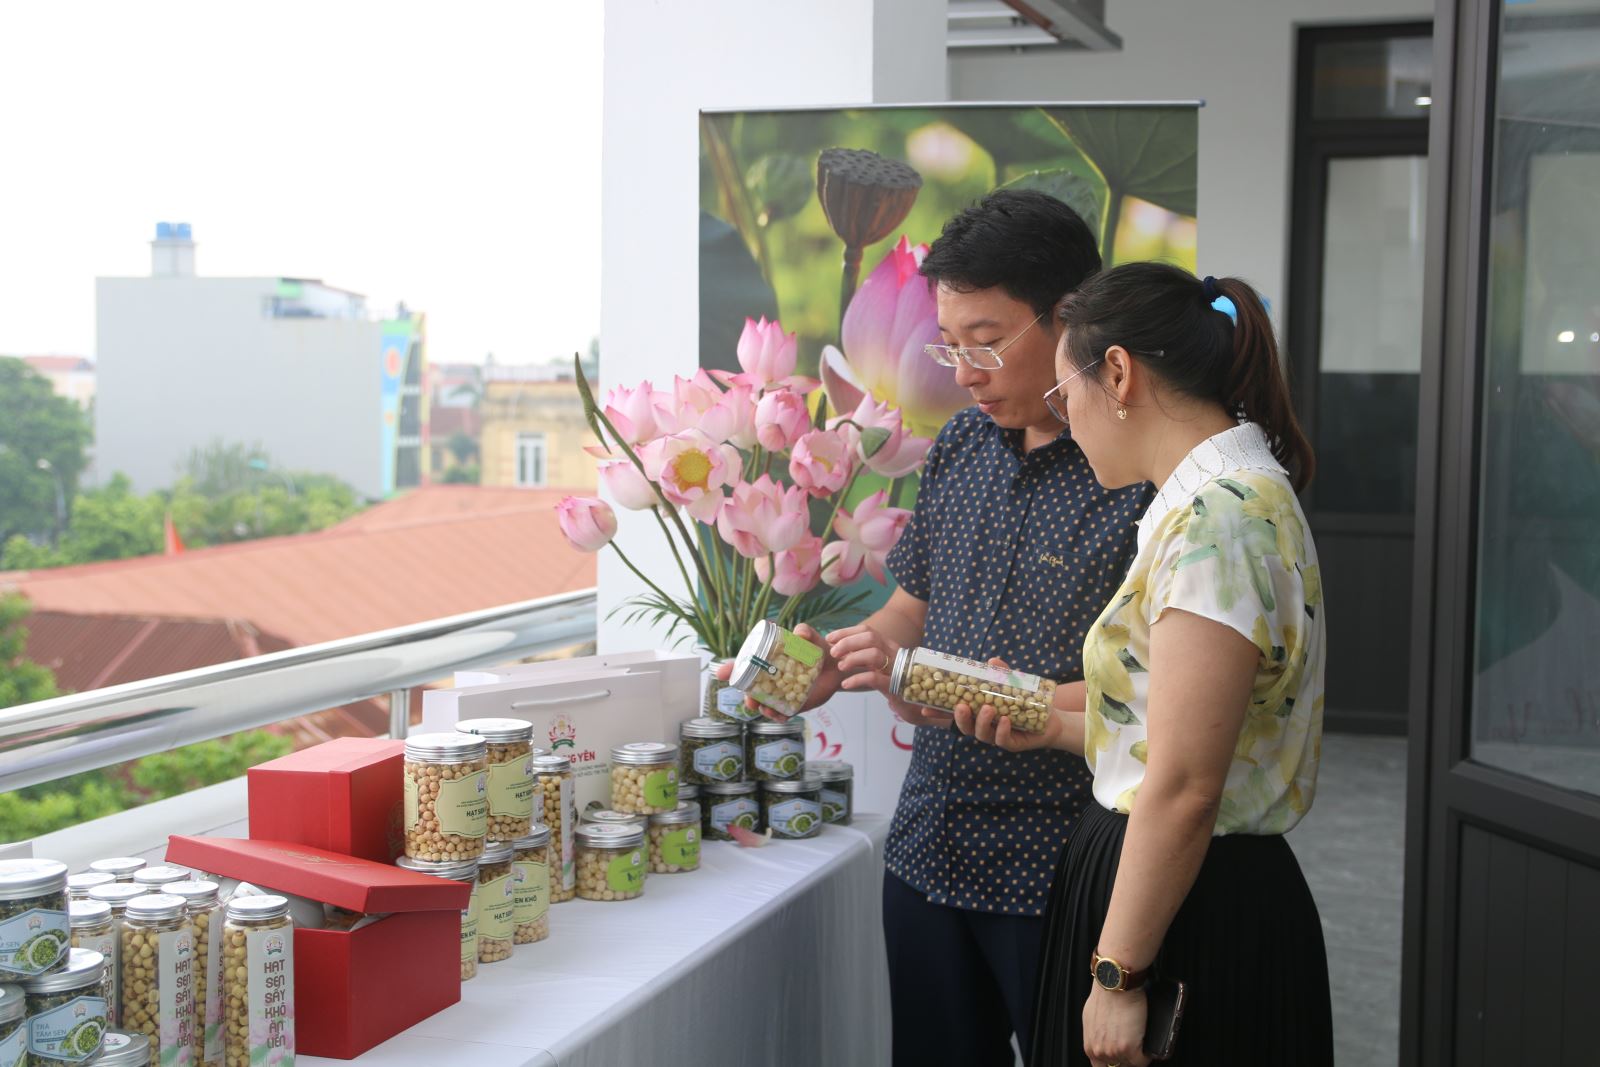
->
xmin=1202 ymin=275 xmax=1237 ymax=325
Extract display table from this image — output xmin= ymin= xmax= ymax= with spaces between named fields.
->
xmin=303 ymin=815 xmax=892 ymax=1067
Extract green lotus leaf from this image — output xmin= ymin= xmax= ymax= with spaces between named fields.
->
xmin=1043 ymin=107 xmax=1197 ymax=217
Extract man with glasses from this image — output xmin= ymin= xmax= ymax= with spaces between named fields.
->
xmin=823 ymin=189 xmax=1153 ymax=1064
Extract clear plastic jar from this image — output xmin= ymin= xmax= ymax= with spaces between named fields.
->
xmin=889 ymin=647 xmax=1055 ymax=733
xmin=68 ymin=900 xmax=117 ymax=1027
xmin=395 ymin=857 xmax=480 ymax=981
xmin=0 ymin=859 xmax=70 ymax=982
xmin=679 ymin=718 xmax=745 ymax=784
xmin=120 ymin=894 xmax=195 ymax=1061
xmin=701 ymin=781 xmax=760 ymax=842
xmin=22 ymin=947 xmax=107 ymax=1066
xmin=579 ymin=809 xmax=647 ymax=830
xmin=745 ymin=718 xmax=806 ymax=782
xmin=167 ymin=882 xmax=223 ymax=1067
xmin=87 ymin=884 xmax=144 ymax=1027
xmin=704 ymin=657 xmax=760 ymax=723
xmin=533 ymin=754 xmax=577 ymax=904
xmin=728 ymin=620 xmax=824 ymax=718
xmin=129 ymin=867 xmax=190 ymax=892
xmin=475 ymin=842 xmax=516 ymax=966
xmin=510 ymin=825 xmax=552 ymax=946
xmin=647 ymin=803 xmax=702 ymax=874
xmin=94 ymin=1030 xmax=152 ymax=1066
xmin=761 ymin=776 xmax=824 ymax=840
xmin=456 ymin=718 xmax=537 ymax=842
xmin=574 ymin=825 xmax=645 ymax=902
xmin=0 ymin=982 xmax=25 ymax=1066
xmin=809 ymin=760 xmax=855 ymax=826
xmin=88 ymin=859 xmax=145 ymax=884
xmin=609 ymin=742 xmax=679 ymax=815
xmin=404 ymin=732 xmax=489 ymax=862
xmin=67 ymin=873 xmax=115 ymax=902
xmin=222 ymin=896 xmax=294 ymax=1066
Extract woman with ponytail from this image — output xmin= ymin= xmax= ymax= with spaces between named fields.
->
xmin=957 ymin=263 xmax=1333 ymax=1065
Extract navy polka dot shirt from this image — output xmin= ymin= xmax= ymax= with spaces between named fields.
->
xmin=885 ymin=407 xmax=1152 ymax=916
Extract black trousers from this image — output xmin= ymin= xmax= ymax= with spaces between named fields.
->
xmin=883 ymin=868 xmax=1043 ymax=1067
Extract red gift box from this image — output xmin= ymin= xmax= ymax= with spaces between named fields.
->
xmin=247 ymin=738 xmax=406 ymax=863
xmin=166 ymin=835 xmax=471 ymax=1059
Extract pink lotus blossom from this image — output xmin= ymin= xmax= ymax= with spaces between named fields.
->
xmin=819 ymin=237 xmax=970 ymax=437
xmin=712 ymin=317 xmax=820 ymax=394
xmin=755 ymin=389 xmax=811 ymax=452
xmin=710 ymin=382 xmax=760 ymax=449
xmin=754 ymin=533 xmax=823 ymax=597
xmin=717 ymin=476 xmax=809 ymax=559
xmin=555 ymin=496 xmax=617 ymax=553
xmin=601 ymin=382 xmax=675 ymax=446
xmin=599 ymin=460 xmax=657 ymax=511
xmin=643 ymin=430 xmax=740 ymax=524
xmin=820 ymin=490 xmax=911 ymax=586
xmin=789 ymin=429 xmax=854 ymax=498
xmin=831 ymin=394 xmax=933 ymax=478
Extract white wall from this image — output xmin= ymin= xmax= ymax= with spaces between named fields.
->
xmin=949 ymin=0 xmax=1430 ymax=317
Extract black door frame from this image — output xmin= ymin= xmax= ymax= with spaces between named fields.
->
xmin=1403 ymin=1 xmax=1600 ymax=1062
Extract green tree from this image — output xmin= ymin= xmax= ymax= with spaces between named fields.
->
xmin=447 ymin=432 xmax=479 ymax=465
xmin=0 ymin=474 xmax=162 ymax=569
xmin=0 ymin=358 xmax=92 ymax=543
xmin=0 ymin=592 xmax=57 ymax=709
xmin=182 ymin=440 xmax=272 ymax=497
xmin=442 ymin=463 xmax=480 ymax=484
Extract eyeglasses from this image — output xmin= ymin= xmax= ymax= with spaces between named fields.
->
xmin=1042 ymin=358 xmax=1104 ymax=426
xmin=924 ymin=311 xmax=1046 ymax=370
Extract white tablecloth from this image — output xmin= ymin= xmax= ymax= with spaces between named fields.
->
xmin=303 ymin=816 xmax=892 ymax=1067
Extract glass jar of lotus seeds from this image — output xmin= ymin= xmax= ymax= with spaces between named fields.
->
xmin=889 ymin=648 xmax=1056 ymax=733
xmin=609 ymin=742 xmax=679 ymax=815
xmin=94 ymin=1030 xmax=152 ymax=1066
xmin=404 ymin=733 xmax=489 ymax=863
xmin=728 ymin=620 xmax=824 ymax=719
xmin=679 ymin=718 xmax=745 ymax=785
xmin=0 ymin=983 xmax=25 ymax=1067
xmin=67 ymin=873 xmax=115 ymax=902
xmin=119 ymin=894 xmax=195 ymax=1063
xmin=509 ymin=825 xmax=552 ymax=946
xmin=0 ymin=858 xmax=70 ymax=982
xmin=130 ymin=867 xmax=190 ymax=892
xmin=574 ymin=825 xmax=645 ymax=902
xmin=475 ymin=842 xmax=516 ymax=966
xmin=701 ymin=781 xmax=760 ymax=842
xmin=23 ymin=947 xmax=107 ymax=1066
xmin=88 ymin=859 xmax=145 ymax=884
xmin=647 ymin=803 xmax=701 ymax=875
xmin=394 ymin=857 xmax=480 ymax=981
xmin=745 ymin=718 xmax=806 ymax=782
xmin=166 ymin=882 xmax=223 ymax=1067
xmin=704 ymin=657 xmax=760 ymax=723
xmin=761 ymin=776 xmax=824 ymax=840
xmin=68 ymin=901 xmax=117 ymax=1027
xmin=808 ymin=760 xmax=855 ymax=826
xmin=456 ymin=718 xmax=537 ymax=842
xmin=532 ymin=754 xmax=577 ymax=904
xmin=222 ymin=896 xmax=295 ymax=1066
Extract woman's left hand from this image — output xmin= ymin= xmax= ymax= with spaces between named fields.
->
xmin=1083 ymin=984 xmax=1150 ymax=1067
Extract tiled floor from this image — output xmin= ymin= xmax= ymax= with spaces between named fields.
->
xmin=1289 ymin=732 xmax=1409 ymax=1067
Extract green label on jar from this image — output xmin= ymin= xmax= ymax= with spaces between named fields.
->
xmin=25 ymin=994 xmax=106 ymax=1063
xmin=437 ymin=771 xmax=489 ymax=838
xmin=642 ymin=768 xmax=678 ymax=809
xmin=660 ymin=828 xmax=699 ymax=868
xmin=460 ymin=891 xmax=480 ymax=966
xmin=0 ymin=907 xmax=69 ymax=977
xmin=512 ymin=860 xmax=549 ymax=924
xmin=605 ymin=850 xmax=645 ymax=894
xmin=403 ymin=774 xmax=419 ymax=831
xmin=479 ymin=873 xmax=515 ymax=941
xmin=781 ymin=631 xmax=823 ymax=667
xmin=487 ymin=756 xmax=536 ymax=819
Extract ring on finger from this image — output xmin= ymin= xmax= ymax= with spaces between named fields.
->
xmin=879 ymin=651 xmax=891 ymax=673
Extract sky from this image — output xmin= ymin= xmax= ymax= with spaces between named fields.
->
xmin=0 ymin=1 xmax=603 ymax=367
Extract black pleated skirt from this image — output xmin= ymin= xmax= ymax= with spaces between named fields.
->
xmin=1031 ymin=803 xmax=1334 ymax=1066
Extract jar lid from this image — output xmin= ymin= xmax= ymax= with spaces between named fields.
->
xmin=649 ymin=801 xmax=700 ymax=827
xmin=727 ymin=620 xmax=782 ymax=691
xmin=125 ymin=893 xmax=185 ymax=922
xmin=165 ymin=880 xmax=221 ymax=906
xmin=748 ymin=717 xmax=804 ymax=737
xmin=609 ymin=741 xmax=677 ymax=766
xmin=530 ymin=753 xmax=572 ymax=774
xmin=680 ymin=716 xmax=741 ymax=739
xmin=395 ymin=856 xmax=478 ymax=884
xmin=888 ymin=647 xmax=914 ymax=696
xmin=0 ymin=984 xmax=24 ymax=1025
xmin=702 ymin=780 xmax=758 ymax=796
xmin=88 ymin=883 xmax=146 ymax=908
xmin=0 ymin=858 xmax=67 ymax=900
xmin=511 ymin=824 xmax=551 ymax=850
xmin=226 ymin=895 xmax=289 ymax=922
xmin=67 ymin=871 xmax=116 ymax=896
xmin=405 ymin=732 xmax=487 ymax=763
xmin=762 ymin=774 xmax=822 ymax=795
xmin=676 ymin=782 xmax=700 ymax=802
xmin=480 ymin=840 xmax=515 ymax=865
xmin=22 ymin=948 xmax=104 ymax=993
xmin=575 ymin=823 xmax=645 ymax=849
xmin=95 ymin=1030 xmax=153 ymax=1066
xmin=580 ymin=808 xmax=646 ymax=828
xmin=132 ymin=865 xmax=190 ymax=887
xmin=808 ymin=759 xmax=854 ymax=782
xmin=88 ymin=856 xmax=146 ymax=877
xmin=69 ymin=899 xmax=112 ymax=927
xmin=455 ymin=717 xmax=534 ymax=744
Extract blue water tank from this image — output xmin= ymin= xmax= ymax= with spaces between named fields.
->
xmin=156 ymin=221 xmax=173 ymax=239
xmin=176 ymin=222 xmax=192 ymax=239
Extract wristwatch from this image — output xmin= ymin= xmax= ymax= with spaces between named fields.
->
xmin=1090 ymin=952 xmax=1149 ymax=992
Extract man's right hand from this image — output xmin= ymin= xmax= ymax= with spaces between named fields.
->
xmin=828 ymin=624 xmax=953 ymax=729
xmin=714 ymin=623 xmax=844 ymax=721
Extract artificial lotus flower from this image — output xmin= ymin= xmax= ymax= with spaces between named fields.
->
xmin=643 ymin=429 xmax=740 ymax=523
xmin=555 ymin=496 xmax=617 ymax=553
xmin=820 ymin=490 xmax=911 ymax=586
xmin=709 ymin=382 xmax=760 ymax=450
xmin=600 ymin=381 xmax=675 ymax=446
xmin=599 ymin=460 xmax=657 ymax=511
xmin=717 ymin=476 xmax=809 ymax=559
xmin=754 ymin=533 xmax=823 ymax=597
xmin=831 ymin=394 xmax=933 ymax=478
xmin=712 ymin=317 xmax=819 ymax=394
xmin=754 ymin=388 xmax=811 ymax=452
xmin=790 ymin=429 xmax=854 ymax=498
xmin=819 ymin=237 xmax=971 ymax=438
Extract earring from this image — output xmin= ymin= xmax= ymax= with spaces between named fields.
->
xmin=1117 ymin=406 xmax=1128 ymax=421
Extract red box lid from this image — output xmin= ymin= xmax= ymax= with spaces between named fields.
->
xmin=166 ymin=836 xmax=471 ymax=913
xmin=250 ymin=737 xmax=403 ymax=776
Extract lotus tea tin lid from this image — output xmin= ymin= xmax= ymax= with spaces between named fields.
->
xmin=762 ymin=773 xmax=823 ymax=795
xmin=405 ymin=731 xmax=487 ymax=763
xmin=0 ymin=858 xmax=67 ymax=900
xmin=0 ymin=983 xmax=24 ymax=1025
xmin=21 ymin=947 xmax=104 ymax=994
xmin=609 ymin=741 xmax=677 ymax=766
xmin=728 ymin=620 xmax=782 ymax=691
xmin=95 ymin=1030 xmax=153 ymax=1066
xmin=575 ymin=823 xmax=645 ymax=849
